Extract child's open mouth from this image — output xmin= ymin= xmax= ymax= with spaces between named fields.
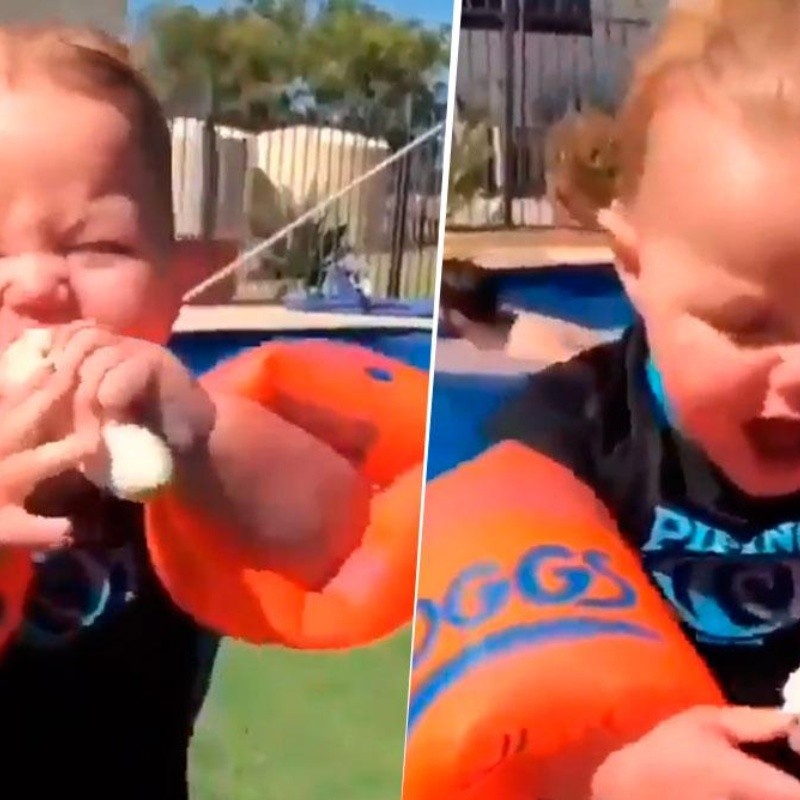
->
xmin=745 ymin=418 xmax=800 ymax=462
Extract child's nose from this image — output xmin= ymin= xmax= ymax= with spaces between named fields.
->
xmin=1 ymin=253 xmax=72 ymax=318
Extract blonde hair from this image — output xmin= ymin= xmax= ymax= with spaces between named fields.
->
xmin=0 ymin=24 xmax=173 ymax=235
xmin=618 ymin=0 xmax=800 ymax=200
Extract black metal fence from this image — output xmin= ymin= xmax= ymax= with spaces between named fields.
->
xmin=173 ymin=115 xmax=445 ymax=301
xmin=453 ymin=0 xmax=663 ymax=228
xmin=383 ymin=128 xmax=444 ymax=297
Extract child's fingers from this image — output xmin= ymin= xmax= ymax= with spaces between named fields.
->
xmin=712 ymin=706 xmax=800 ymax=744
xmin=0 ymin=359 xmax=56 ymax=402
xmin=0 ymin=364 xmax=83 ymax=454
xmin=73 ymin=344 xmax=129 ymax=426
xmin=0 ymin=430 xmax=100 ymax=503
xmin=48 ymin=320 xmax=100 ymax=356
xmin=1 ymin=327 xmax=120 ymax=452
xmin=95 ymin=353 xmax=157 ymax=417
xmin=99 ymin=352 xmax=211 ymax=451
xmin=50 ymin=324 xmax=115 ymax=377
xmin=0 ymin=504 xmax=72 ymax=550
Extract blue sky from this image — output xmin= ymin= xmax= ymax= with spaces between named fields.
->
xmin=128 ymin=0 xmax=456 ymax=27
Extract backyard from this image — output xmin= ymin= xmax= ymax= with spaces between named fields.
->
xmin=189 ymin=630 xmax=412 ymax=800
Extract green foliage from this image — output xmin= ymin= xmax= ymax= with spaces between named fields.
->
xmin=243 ymin=166 xmax=333 ymax=283
xmin=447 ymin=104 xmax=493 ymax=217
xmin=304 ymin=1 xmax=448 ymax=142
xmin=136 ymin=0 xmax=449 ymax=142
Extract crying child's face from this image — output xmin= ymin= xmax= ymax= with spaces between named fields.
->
xmin=0 ymin=81 xmax=181 ymax=350
xmin=620 ymin=86 xmax=800 ymax=497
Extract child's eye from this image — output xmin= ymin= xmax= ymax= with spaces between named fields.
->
xmin=70 ymin=241 xmax=133 ymax=257
xmin=719 ymin=312 xmax=779 ymax=345
xmin=698 ymin=296 xmax=780 ymax=347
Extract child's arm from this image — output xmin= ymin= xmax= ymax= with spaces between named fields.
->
xmin=144 ymin=339 xmax=427 ymax=649
xmin=170 ymin=390 xmax=370 ymax=590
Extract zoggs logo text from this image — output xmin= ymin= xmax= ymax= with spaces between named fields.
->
xmin=413 ymin=544 xmax=646 ymax=668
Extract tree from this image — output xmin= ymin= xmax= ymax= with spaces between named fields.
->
xmin=135 ymin=0 xmax=449 ymax=141
xmin=136 ymin=3 xmax=303 ymax=125
xmin=304 ymin=0 xmax=449 ymax=142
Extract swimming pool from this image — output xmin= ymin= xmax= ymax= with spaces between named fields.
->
xmin=170 ymin=327 xmax=432 ymax=376
xmin=429 ymin=263 xmax=630 ymax=480
xmin=175 ymin=265 xmax=630 ymax=482
xmin=496 ymin=264 xmax=633 ymax=330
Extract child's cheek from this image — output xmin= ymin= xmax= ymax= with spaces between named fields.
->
xmin=679 ymin=352 xmax=766 ymax=443
xmin=72 ymin=261 xmax=163 ymax=336
xmin=656 ymin=322 xmax=764 ymax=432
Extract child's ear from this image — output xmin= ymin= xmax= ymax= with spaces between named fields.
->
xmin=170 ymin=238 xmax=240 ymax=303
xmin=597 ymin=200 xmax=642 ymax=303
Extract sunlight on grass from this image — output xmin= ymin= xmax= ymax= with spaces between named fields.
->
xmin=189 ymin=629 xmax=412 ymax=800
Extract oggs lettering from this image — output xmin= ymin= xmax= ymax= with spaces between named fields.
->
xmin=414 ymin=544 xmax=638 ymax=667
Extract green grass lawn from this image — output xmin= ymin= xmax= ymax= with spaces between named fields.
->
xmin=189 ymin=628 xmax=412 ymax=800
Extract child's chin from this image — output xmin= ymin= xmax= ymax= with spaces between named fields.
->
xmin=722 ymin=451 xmax=800 ymax=498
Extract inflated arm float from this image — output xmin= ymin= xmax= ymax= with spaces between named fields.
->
xmin=404 ymin=441 xmax=724 ymax=800
xmin=0 ymin=338 xmax=427 ymax=654
xmin=145 ymin=339 xmax=428 ymax=649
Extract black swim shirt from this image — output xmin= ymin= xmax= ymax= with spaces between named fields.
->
xmin=0 ymin=492 xmax=217 ymax=799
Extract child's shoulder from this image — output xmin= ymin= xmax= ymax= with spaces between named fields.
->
xmin=485 ymin=326 xmax=640 ymax=481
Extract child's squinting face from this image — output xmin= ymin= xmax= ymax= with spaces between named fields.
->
xmin=0 ymin=82 xmax=180 ymax=348
xmin=623 ymin=88 xmax=800 ymax=497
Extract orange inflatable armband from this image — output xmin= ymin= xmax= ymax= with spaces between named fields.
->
xmin=146 ymin=339 xmax=428 ymax=649
xmin=404 ymin=442 xmax=724 ymax=800
xmin=0 ymin=339 xmax=427 ymax=656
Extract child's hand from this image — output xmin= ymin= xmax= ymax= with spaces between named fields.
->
xmin=51 ymin=323 xmax=216 ymax=453
xmin=0 ymin=356 xmax=100 ymax=549
xmin=592 ymin=706 xmax=800 ymax=800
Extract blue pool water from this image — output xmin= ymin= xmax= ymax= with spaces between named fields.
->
xmin=495 ymin=264 xmax=634 ymax=330
xmin=429 ymin=264 xmax=630 ymax=480
xmin=170 ymin=327 xmax=432 ymax=376
xmin=426 ymin=372 xmax=527 ymax=481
